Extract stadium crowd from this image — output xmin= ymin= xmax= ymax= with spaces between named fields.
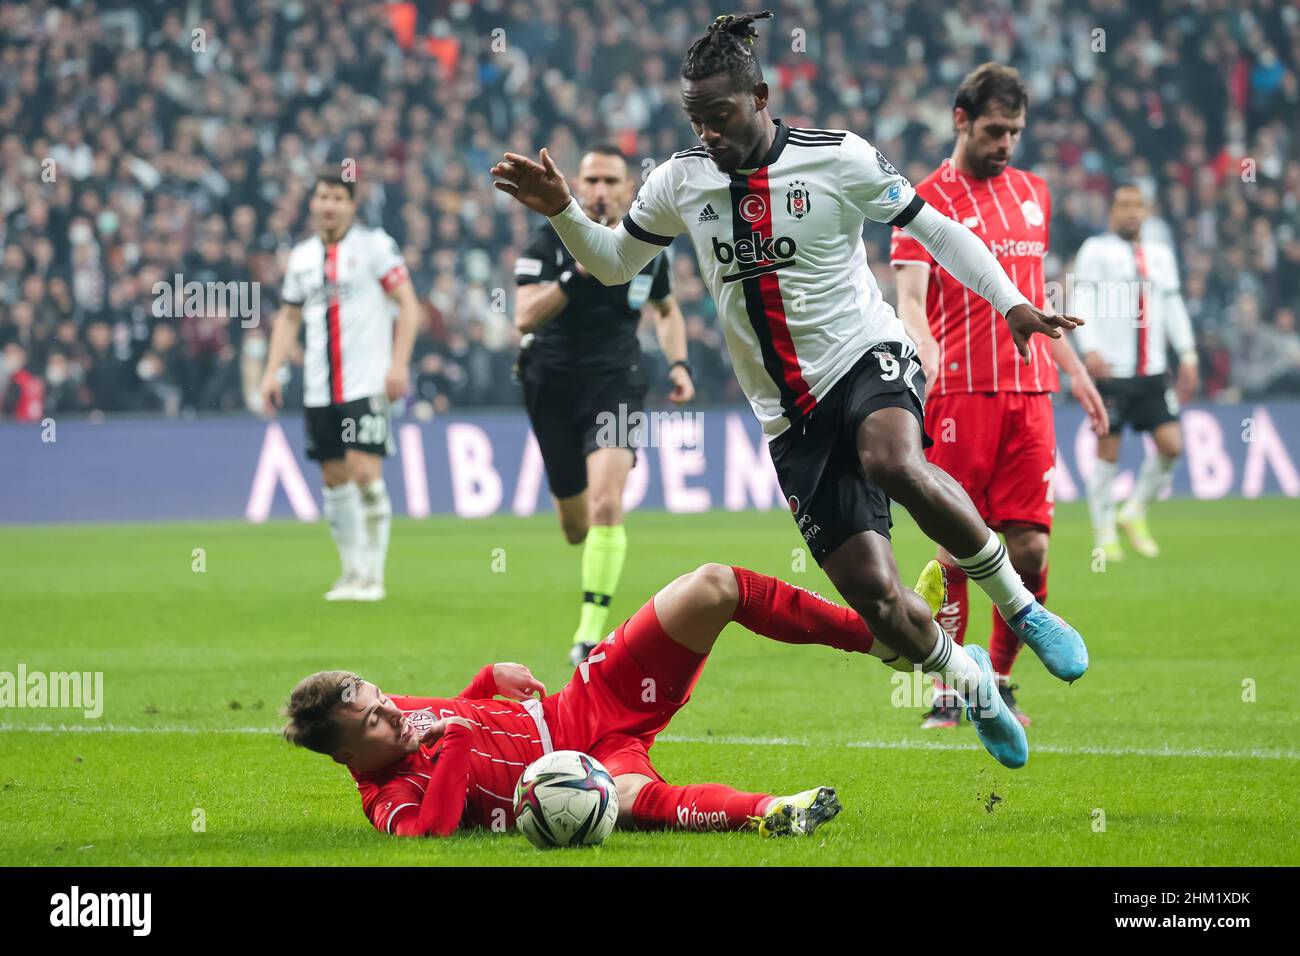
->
xmin=2 ymin=0 xmax=1300 ymax=421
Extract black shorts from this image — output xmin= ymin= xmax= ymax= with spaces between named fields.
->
xmin=1097 ymin=374 xmax=1179 ymax=435
xmin=769 ymin=343 xmax=930 ymax=565
xmin=521 ymin=362 xmax=648 ymax=499
xmin=304 ymin=395 xmax=394 ymax=462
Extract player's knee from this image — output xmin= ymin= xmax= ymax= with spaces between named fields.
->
xmin=561 ymin=522 xmax=588 ymax=546
xmin=862 ymin=453 xmax=924 ymax=499
xmin=320 ymin=460 xmax=349 ymax=487
xmin=588 ymin=495 xmax=622 ymax=527
xmin=1009 ymin=539 xmax=1048 ymax=575
xmin=691 ymin=563 xmax=739 ymax=614
xmin=837 ymin=565 xmax=897 ymax=623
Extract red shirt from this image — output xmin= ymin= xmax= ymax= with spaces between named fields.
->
xmin=890 ymin=160 xmax=1059 ymax=396
xmin=350 ymin=666 xmax=547 ymax=835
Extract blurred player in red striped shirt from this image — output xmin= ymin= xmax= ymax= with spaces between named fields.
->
xmin=890 ymin=64 xmax=1108 ymax=728
xmin=282 ymin=561 xmax=961 ymax=839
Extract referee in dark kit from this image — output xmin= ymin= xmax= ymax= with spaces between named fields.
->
xmin=513 ymin=144 xmax=694 ymax=666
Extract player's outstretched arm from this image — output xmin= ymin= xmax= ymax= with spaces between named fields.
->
xmin=492 ymin=150 xmax=661 ymax=286
xmin=902 ymin=203 xmax=1083 ymax=362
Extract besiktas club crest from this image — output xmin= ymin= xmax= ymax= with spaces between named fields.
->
xmin=786 ymin=181 xmax=812 ymax=219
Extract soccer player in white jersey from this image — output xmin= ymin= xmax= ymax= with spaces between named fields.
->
xmin=492 ymin=12 xmax=1093 ymax=770
xmin=259 ymin=171 xmax=422 ymax=601
xmin=1073 ymin=183 xmax=1199 ymax=560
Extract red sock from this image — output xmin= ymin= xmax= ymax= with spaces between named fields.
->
xmin=730 ymin=566 xmax=873 ymax=654
xmin=990 ymin=565 xmax=1047 ymax=677
xmin=631 ymin=780 xmax=772 ymax=831
xmin=937 ymin=562 xmax=969 ymax=646
xmin=926 ymin=563 xmax=969 ymax=694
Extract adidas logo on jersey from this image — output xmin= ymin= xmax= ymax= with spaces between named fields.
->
xmin=698 ymin=203 xmax=720 ymax=223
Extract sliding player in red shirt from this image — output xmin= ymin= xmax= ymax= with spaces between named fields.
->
xmin=282 ymin=561 xmax=955 ymax=838
xmin=890 ymin=64 xmax=1107 ymax=728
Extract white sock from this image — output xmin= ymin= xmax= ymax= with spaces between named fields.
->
xmin=1121 ymin=454 xmax=1176 ymax=520
xmin=920 ymin=622 xmax=985 ymax=707
xmin=1087 ymin=458 xmax=1119 ymax=542
xmin=322 ymin=482 xmax=363 ymax=579
xmin=954 ymin=529 xmax=1034 ymax=619
xmin=358 ymin=478 xmax=392 ymax=586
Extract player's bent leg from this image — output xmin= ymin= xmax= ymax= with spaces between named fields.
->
xmin=347 ymin=450 xmax=389 ymax=601
xmin=720 ymin=560 xmax=942 ymax=668
xmin=320 ymin=458 xmax=363 ymax=601
xmin=821 ymin=532 xmax=937 ymax=663
xmin=651 ymin=563 xmax=740 ymax=656
xmin=856 ymin=406 xmax=988 ymax=557
xmin=821 ymin=537 xmax=1025 ymax=764
xmin=856 ymin=407 xmax=1087 ymax=682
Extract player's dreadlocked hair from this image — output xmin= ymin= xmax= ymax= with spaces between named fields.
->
xmin=681 ymin=10 xmax=773 ymax=88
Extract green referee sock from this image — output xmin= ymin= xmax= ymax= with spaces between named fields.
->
xmin=573 ymin=524 xmax=628 ymax=647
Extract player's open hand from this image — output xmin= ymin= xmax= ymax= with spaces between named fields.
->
xmin=492 ymin=661 xmax=547 ymax=701
xmin=491 ymin=149 xmax=572 ymax=218
xmin=419 ymin=715 xmax=474 ymax=746
xmin=1005 ymin=304 xmax=1083 ymax=363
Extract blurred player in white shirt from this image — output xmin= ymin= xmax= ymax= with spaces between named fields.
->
xmin=259 ymin=171 xmax=422 ymax=600
xmin=1073 ymin=184 xmax=1198 ymax=559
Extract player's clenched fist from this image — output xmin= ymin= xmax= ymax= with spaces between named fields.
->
xmin=491 ymin=661 xmax=547 ymax=700
xmin=491 ymin=149 xmax=572 ymax=217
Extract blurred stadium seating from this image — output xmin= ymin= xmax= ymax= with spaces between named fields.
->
xmin=2 ymin=0 xmax=1299 ymax=422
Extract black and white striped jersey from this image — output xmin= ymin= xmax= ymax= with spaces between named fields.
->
xmin=622 ymin=119 xmax=923 ymax=438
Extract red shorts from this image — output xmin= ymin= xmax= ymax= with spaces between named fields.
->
xmin=924 ymin=391 xmax=1056 ymax=531
xmin=541 ymin=599 xmax=707 ymax=781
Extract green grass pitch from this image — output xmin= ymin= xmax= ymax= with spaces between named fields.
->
xmin=1 ymin=498 xmax=1296 ymax=866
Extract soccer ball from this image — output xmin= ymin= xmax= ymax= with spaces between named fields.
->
xmin=513 ymin=750 xmax=619 ymax=849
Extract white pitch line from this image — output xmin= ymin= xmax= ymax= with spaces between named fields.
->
xmin=2 ymin=723 xmax=1296 ymax=762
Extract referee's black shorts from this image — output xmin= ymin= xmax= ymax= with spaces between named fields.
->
xmin=521 ymin=362 xmax=649 ymax=499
